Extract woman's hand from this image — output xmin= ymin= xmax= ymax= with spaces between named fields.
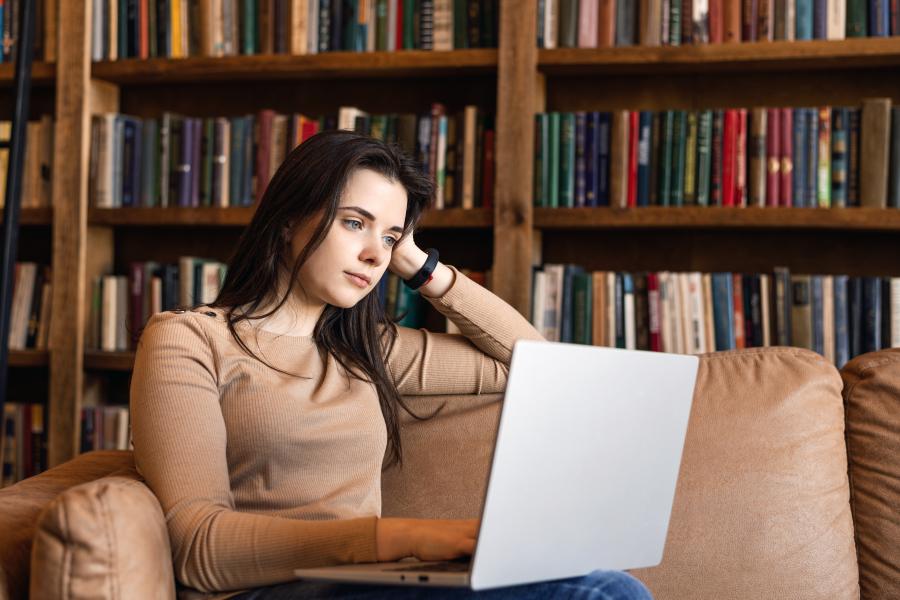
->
xmin=388 ymin=234 xmax=429 ymax=280
xmin=375 ymin=518 xmax=479 ymax=562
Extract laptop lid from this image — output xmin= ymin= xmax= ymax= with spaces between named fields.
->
xmin=469 ymin=341 xmax=699 ymax=591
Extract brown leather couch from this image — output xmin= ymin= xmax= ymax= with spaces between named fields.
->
xmin=1 ymin=347 xmax=897 ymax=599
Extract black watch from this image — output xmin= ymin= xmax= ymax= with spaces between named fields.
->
xmin=403 ymin=248 xmax=440 ymax=290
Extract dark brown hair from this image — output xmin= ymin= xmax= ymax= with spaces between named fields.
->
xmin=211 ymin=129 xmax=435 ymax=467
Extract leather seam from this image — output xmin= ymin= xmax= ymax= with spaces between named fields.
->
xmin=59 ymin=497 xmax=72 ymax=599
xmin=98 ymin=487 xmax=119 ymax=600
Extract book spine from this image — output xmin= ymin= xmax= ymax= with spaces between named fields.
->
xmin=696 ymin=110 xmax=712 ymax=206
xmin=636 ymin=111 xmax=652 ymax=206
xmin=831 ymin=107 xmax=849 ymax=208
xmin=780 ymin=108 xmax=793 ymax=206
xmin=574 ymin=112 xmax=587 ymax=207
xmin=889 ymin=106 xmax=900 ymax=208
xmin=765 ymin=108 xmax=781 ymax=206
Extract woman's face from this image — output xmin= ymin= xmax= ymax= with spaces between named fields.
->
xmin=288 ymin=168 xmax=409 ymax=309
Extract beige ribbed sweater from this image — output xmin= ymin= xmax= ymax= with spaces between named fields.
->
xmin=130 ymin=266 xmax=544 ymax=594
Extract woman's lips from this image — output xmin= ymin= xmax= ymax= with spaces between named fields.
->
xmin=344 ymin=272 xmax=370 ymax=288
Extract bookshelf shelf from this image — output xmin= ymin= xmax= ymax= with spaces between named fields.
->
xmin=84 ymin=350 xmax=135 ymax=371
xmin=88 ymin=207 xmax=493 ymax=228
xmin=0 ymin=61 xmax=55 ymax=85
xmin=8 ymin=350 xmax=49 ymax=367
xmin=534 ymin=207 xmax=900 ymax=231
xmin=18 ymin=208 xmax=53 ymax=225
xmin=539 ymin=37 xmax=900 ymax=75
xmin=91 ymin=49 xmax=499 ymax=84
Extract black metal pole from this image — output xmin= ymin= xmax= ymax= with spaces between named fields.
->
xmin=0 ymin=0 xmax=36 ymax=419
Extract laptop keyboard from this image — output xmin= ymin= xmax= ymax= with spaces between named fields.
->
xmin=383 ymin=560 xmax=471 ymax=573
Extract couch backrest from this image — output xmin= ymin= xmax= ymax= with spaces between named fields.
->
xmin=382 ymin=348 xmax=860 ymax=600
xmin=840 ymin=348 xmax=900 ymax=600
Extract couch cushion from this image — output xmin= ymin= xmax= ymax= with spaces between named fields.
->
xmin=630 ymin=348 xmax=858 ymax=600
xmin=0 ymin=450 xmax=133 ymax=600
xmin=30 ymin=468 xmax=176 ymax=599
xmin=840 ymin=348 xmax=900 ymax=600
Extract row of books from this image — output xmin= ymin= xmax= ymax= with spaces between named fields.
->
xmin=378 ymin=272 xmax=427 ymax=328
xmin=89 ymin=258 xmax=227 ymax=352
xmin=90 ymin=104 xmax=495 ymax=211
xmin=0 ymin=116 xmax=54 ymax=210
xmin=534 ymin=99 xmax=900 ymax=209
xmin=538 ymin=0 xmax=900 ymax=48
xmin=0 ymin=0 xmax=55 ymax=63
xmin=91 ymin=0 xmax=499 ymax=61
xmin=531 ymin=265 xmax=900 ymax=367
xmin=7 ymin=263 xmax=52 ymax=351
xmin=1 ymin=403 xmax=46 ymax=488
xmin=80 ymin=405 xmax=131 ymax=454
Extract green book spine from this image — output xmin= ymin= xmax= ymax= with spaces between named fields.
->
xmin=454 ymin=0 xmax=468 ymax=48
xmin=696 ymin=110 xmax=713 ymax=206
xmin=572 ymin=272 xmax=593 ymax=345
xmin=242 ymin=0 xmax=258 ymax=54
xmin=817 ymin=107 xmax=831 ymax=208
xmin=559 ymin=113 xmax=576 ymax=208
xmin=201 ymin=118 xmax=214 ymax=207
xmin=548 ymin=112 xmax=561 ymax=208
xmin=683 ymin=112 xmax=698 ymax=205
xmin=377 ymin=0 xmax=389 ymax=51
xmin=669 ymin=0 xmax=681 ymax=46
xmin=404 ymin=0 xmax=417 ymax=49
xmin=660 ymin=111 xmax=674 ymax=206
xmin=534 ymin=113 xmax=546 ymax=207
xmin=148 ymin=0 xmax=158 ymax=57
xmin=671 ymin=110 xmax=687 ymax=206
xmin=847 ymin=0 xmax=867 ymax=37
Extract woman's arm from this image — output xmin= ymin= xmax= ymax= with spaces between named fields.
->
xmin=130 ymin=312 xmax=379 ymax=593
xmin=385 ymin=237 xmax=545 ymax=396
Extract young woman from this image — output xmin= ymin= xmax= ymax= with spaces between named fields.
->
xmin=131 ymin=130 xmax=653 ymax=600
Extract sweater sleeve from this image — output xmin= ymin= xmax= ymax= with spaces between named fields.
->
xmin=385 ymin=266 xmax=545 ymax=396
xmin=130 ymin=312 xmax=378 ymax=593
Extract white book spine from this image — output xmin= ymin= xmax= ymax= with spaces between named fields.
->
xmin=531 ymin=270 xmax=547 ymax=334
xmin=827 ymin=0 xmax=845 ymax=40
xmin=891 ymin=279 xmax=900 ymax=348
xmin=822 ymin=276 xmax=835 ymax=363
xmin=101 ymin=276 xmax=118 ymax=352
xmin=624 ymin=281 xmax=636 ymax=350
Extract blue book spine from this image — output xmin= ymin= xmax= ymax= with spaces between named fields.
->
xmin=712 ymin=273 xmax=735 ymax=351
xmin=796 ymin=0 xmax=814 ymax=39
xmin=597 ymin=113 xmax=612 ymax=206
xmin=559 ymin=113 xmax=576 ymax=208
xmin=243 ymin=116 xmax=255 ymax=206
xmin=585 ymin=112 xmax=599 ymax=207
xmin=141 ymin=119 xmax=157 ymax=207
xmin=813 ymin=0 xmax=828 ymax=38
xmin=560 ymin=265 xmax=579 ymax=343
xmin=849 ymin=277 xmax=863 ymax=358
xmin=636 ymin=111 xmax=652 ymax=206
xmin=834 ymin=275 xmax=849 ymax=367
xmin=614 ymin=273 xmax=625 ymax=348
xmin=112 ymin=117 xmax=124 ymax=208
xmin=537 ymin=0 xmax=545 ymax=47
xmin=793 ymin=109 xmax=808 ymax=208
xmin=862 ymin=277 xmax=882 ymax=352
xmin=870 ymin=0 xmax=890 ymax=36
xmin=574 ymin=112 xmax=587 ymax=207
xmin=121 ymin=119 xmax=137 ymax=207
xmin=811 ymin=275 xmax=824 ymax=355
xmin=805 ymin=108 xmax=818 ymax=209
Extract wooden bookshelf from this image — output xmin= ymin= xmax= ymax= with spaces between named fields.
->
xmin=8 ymin=350 xmax=50 ymax=367
xmin=534 ymin=207 xmax=900 ymax=231
xmin=17 ymin=207 xmax=53 ymax=225
xmin=0 ymin=61 xmax=55 ymax=85
xmin=91 ymin=49 xmax=498 ymax=84
xmin=38 ymin=0 xmax=900 ymax=466
xmin=539 ymin=37 xmax=900 ymax=75
xmin=84 ymin=350 xmax=134 ymax=371
xmin=88 ymin=207 xmax=493 ymax=228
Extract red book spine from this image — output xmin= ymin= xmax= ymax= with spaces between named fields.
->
xmin=780 ymin=108 xmax=793 ymax=207
xmin=708 ymin=0 xmax=724 ymax=43
xmin=396 ymin=0 xmax=404 ymax=50
xmin=627 ymin=111 xmax=639 ymax=207
xmin=481 ymin=129 xmax=494 ymax=208
xmin=732 ymin=273 xmax=745 ymax=349
xmin=722 ymin=109 xmax=737 ymax=207
xmin=735 ymin=108 xmax=747 ymax=206
xmin=765 ymin=108 xmax=780 ymax=206
xmin=139 ymin=0 xmax=149 ymax=58
xmin=647 ymin=273 xmax=661 ymax=352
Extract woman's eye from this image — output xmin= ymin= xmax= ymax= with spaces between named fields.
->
xmin=384 ymin=236 xmax=398 ymax=247
xmin=343 ymin=219 xmax=363 ymax=230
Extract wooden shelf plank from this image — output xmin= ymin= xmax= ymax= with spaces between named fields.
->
xmin=540 ymin=38 xmax=900 ymax=75
xmin=534 ymin=207 xmax=900 ymax=230
xmin=8 ymin=349 xmax=49 ymax=367
xmin=89 ymin=207 xmax=493 ymax=228
xmin=84 ymin=351 xmax=135 ymax=371
xmin=0 ymin=61 xmax=55 ymax=85
xmin=92 ymin=50 xmax=499 ymax=84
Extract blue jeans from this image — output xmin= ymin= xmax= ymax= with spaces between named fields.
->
xmin=231 ymin=570 xmax=653 ymax=599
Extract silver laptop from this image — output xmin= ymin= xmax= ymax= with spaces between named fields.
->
xmin=295 ymin=340 xmax=699 ymax=591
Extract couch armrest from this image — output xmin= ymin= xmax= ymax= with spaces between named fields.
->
xmin=30 ymin=470 xmax=176 ymax=600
